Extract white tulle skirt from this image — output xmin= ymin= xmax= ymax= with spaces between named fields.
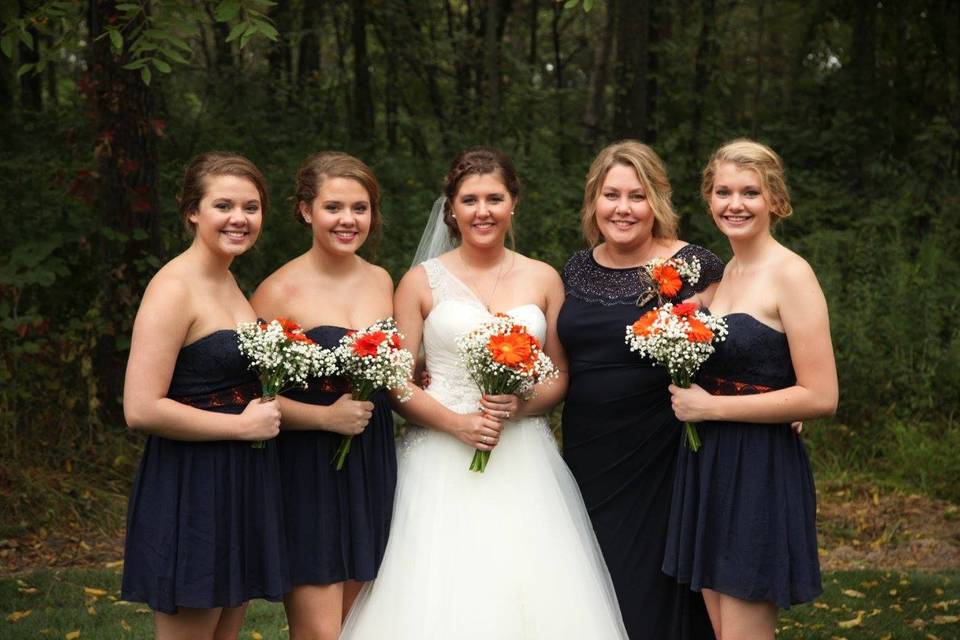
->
xmin=340 ymin=416 xmax=628 ymax=639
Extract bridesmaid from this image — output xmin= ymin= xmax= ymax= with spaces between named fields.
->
xmin=557 ymin=140 xmax=720 ymax=639
xmin=664 ymin=139 xmax=838 ymax=640
xmin=251 ymin=152 xmax=396 ymax=640
xmin=122 ymin=152 xmax=288 ymax=640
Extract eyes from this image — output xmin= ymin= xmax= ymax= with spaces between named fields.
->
xmin=714 ymin=187 xmax=762 ymax=198
xmin=460 ymin=194 xmax=505 ymax=206
xmin=603 ymin=190 xmax=645 ymax=201
xmin=214 ymin=200 xmax=261 ymax=213
xmin=323 ymin=201 xmax=369 ymax=214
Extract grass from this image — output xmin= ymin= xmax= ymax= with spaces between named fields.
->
xmin=2 ymin=567 xmax=958 ymax=639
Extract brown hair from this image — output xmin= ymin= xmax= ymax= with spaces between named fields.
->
xmin=701 ymin=139 xmax=793 ymax=221
xmin=178 ymin=152 xmax=269 ymax=232
xmin=294 ymin=152 xmax=382 ymax=246
xmin=581 ymin=140 xmax=678 ymax=246
xmin=442 ymin=147 xmax=521 ymax=240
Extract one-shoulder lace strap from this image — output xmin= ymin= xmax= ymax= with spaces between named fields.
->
xmin=421 ymin=258 xmax=483 ymax=308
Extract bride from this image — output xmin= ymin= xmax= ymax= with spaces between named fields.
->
xmin=340 ymin=147 xmax=628 ymax=639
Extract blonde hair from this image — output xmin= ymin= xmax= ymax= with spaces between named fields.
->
xmin=701 ymin=139 xmax=793 ymax=221
xmin=580 ymin=140 xmax=678 ymax=247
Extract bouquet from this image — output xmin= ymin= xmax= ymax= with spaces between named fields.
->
xmin=625 ymin=302 xmax=728 ymax=452
xmin=237 ymin=318 xmax=338 ymax=448
xmin=457 ymin=313 xmax=559 ymax=472
xmin=636 ymin=256 xmax=702 ymax=306
xmin=331 ymin=317 xmax=414 ymax=470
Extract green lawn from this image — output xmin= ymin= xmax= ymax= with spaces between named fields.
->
xmin=2 ymin=567 xmax=958 ymax=639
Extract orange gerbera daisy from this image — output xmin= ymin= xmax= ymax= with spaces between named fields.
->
xmin=487 ymin=332 xmax=533 ymax=367
xmin=671 ymin=302 xmax=699 ymax=317
xmin=686 ymin=318 xmax=714 ymax=343
xmin=353 ymin=331 xmax=387 ymax=357
xmin=277 ymin=317 xmax=301 ymax=333
xmin=651 ymin=264 xmax=683 ymax=298
xmin=631 ymin=309 xmax=660 ymax=337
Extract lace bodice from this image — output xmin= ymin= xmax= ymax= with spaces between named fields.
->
xmin=420 ymin=258 xmax=547 ymax=414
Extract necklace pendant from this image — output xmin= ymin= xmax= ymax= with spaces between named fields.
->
xmin=635 ymin=288 xmax=656 ymax=307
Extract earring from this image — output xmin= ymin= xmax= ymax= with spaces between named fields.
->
xmin=510 ymin=210 xmax=515 ymax=216
xmin=451 ymin=213 xmax=457 ymax=219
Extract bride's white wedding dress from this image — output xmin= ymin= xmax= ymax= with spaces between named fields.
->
xmin=340 ymin=258 xmax=628 ymax=639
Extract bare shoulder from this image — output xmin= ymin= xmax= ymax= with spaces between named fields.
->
xmin=143 ymin=260 xmax=192 ymax=306
xmin=362 ymin=260 xmax=396 ymax=294
xmin=773 ymin=247 xmax=818 ymax=287
xmin=252 ymin=256 xmax=307 ymax=307
xmin=396 ymin=262 xmax=431 ymax=295
xmin=515 ymin=252 xmax=562 ymax=286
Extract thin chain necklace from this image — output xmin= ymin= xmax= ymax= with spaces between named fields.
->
xmin=458 ymin=249 xmax=511 ymax=311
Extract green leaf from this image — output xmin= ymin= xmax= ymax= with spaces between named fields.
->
xmin=153 ymin=58 xmax=171 ymax=73
xmin=131 ymin=228 xmax=149 ymax=241
xmin=583 ymin=0 xmax=594 ymax=11
xmin=122 ymin=58 xmax=149 ymax=70
xmin=140 ymin=65 xmax=151 ymax=85
xmin=2 ymin=33 xmax=15 ymax=59
xmin=18 ymin=27 xmax=33 ymax=50
xmin=225 ymin=21 xmax=246 ymax=43
xmin=162 ymin=48 xmax=189 ymax=64
xmin=167 ymin=35 xmax=193 ymax=53
xmin=214 ymin=0 xmax=240 ymax=22
xmin=564 ymin=0 xmax=578 ymax=8
xmin=116 ymin=3 xmax=140 ymax=10
xmin=108 ymin=29 xmax=123 ymax=50
xmin=240 ymin=23 xmax=256 ymax=48
xmin=16 ymin=63 xmax=34 ymax=78
xmin=251 ymin=18 xmax=278 ymax=40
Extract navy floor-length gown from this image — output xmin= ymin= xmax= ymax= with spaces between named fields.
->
xmin=122 ymin=330 xmax=289 ymax=613
xmin=558 ymin=245 xmax=722 ymax=639
xmin=663 ymin=313 xmax=822 ymax=608
xmin=278 ymin=325 xmax=397 ymax=586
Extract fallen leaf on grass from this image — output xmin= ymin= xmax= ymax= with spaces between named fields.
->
xmin=18 ymin=587 xmax=38 ymax=594
xmin=837 ymin=611 xmax=864 ymax=629
xmin=103 ymin=560 xmax=123 ymax=570
xmin=250 ymin=632 xmax=263 ymax=640
xmin=842 ymin=589 xmax=866 ymax=598
xmin=7 ymin=610 xmax=32 ymax=622
xmin=933 ymin=615 xmax=959 ymax=624
xmin=120 ymin=619 xmax=130 ymax=632
xmin=814 ymin=602 xmax=830 ymax=609
xmin=83 ymin=587 xmax=107 ymax=597
xmin=65 ymin=631 xmax=80 ymax=640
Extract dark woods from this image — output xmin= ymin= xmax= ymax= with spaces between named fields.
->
xmin=0 ymin=0 xmax=958 ymax=508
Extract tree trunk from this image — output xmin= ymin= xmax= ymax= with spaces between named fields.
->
xmin=17 ymin=0 xmax=42 ymax=111
xmin=583 ymin=1 xmax=614 ymax=145
xmin=482 ymin=0 xmax=502 ymax=140
xmin=612 ymin=0 xmax=649 ymax=140
xmin=751 ymin=0 xmax=765 ymax=137
xmin=298 ymin=0 xmax=323 ymax=83
xmin=88 ymin=0 xmax=162 ymax=426
xmin=350 ymin=0 xmax=374 ymax=143
xmin=689 ymin=0 xmax=715 ymax=163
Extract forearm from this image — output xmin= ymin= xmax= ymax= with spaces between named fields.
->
xmin=709 ymin=385 xmax=838 ymax=424
xmin=276 ymin=396 xmax=333 ymax=432
xmin=125 ymin=398 xmax=245 ymax=441
xmin=391 ymin=384 xmax=463 ymax=434
xmin=518 ymin=372 xmax=568 ymax=417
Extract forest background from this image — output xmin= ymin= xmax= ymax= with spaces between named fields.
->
xmin=0 ymin=0 xmax=958 ymax=557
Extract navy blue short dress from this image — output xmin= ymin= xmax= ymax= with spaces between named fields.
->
xmin=278 ymin=325 xmax=397 ymax=586
xmin=663 ymin=313 xmax=822 ymax=609
xmin=121 ymin=330 xmax=290 ymax=614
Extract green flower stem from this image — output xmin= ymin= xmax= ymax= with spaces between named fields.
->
xmin=332 ymin=379 xmax=378 ymax=470
xmin=673 ymin=372 xmax=702 ymax=454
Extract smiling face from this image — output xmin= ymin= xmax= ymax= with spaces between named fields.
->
xmin=594 ymin=163 xmax=655 ymax=251
xmin=188 ymin=174 xmax=263 ymax=257
xmin=300 ymin=176 xmax=371 ymax=256
xmin=450 ymin=172 xmax=515 ymax=249
xmin=708 ymin=162 xmax=772 ymax=239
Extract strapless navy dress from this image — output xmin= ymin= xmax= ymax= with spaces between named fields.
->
xmin=278 ymin=326 xmax=397 ymax=586
xmin=663 ymin=314 xmax=822 ymax=609
xmin=121 ymin=330 xmax=290 ymax=614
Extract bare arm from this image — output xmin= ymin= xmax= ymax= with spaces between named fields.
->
xmin=671 ymin=258 xmax=838 ymax=424
xmin=124 ymin=273 xmax=280 ymax=441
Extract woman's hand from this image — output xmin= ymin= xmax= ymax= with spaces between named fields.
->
xmin=419 ymin=368 xmax=431 ymax=389
xmin=479 ymin=393 xmax=521 ymax=421
xmin=322 ymin=394 xmax=375 ymax=436
xmin=238 ymin=397 xmax=282 ymax=441
xmin=453 ymin=412 xmax=504 ymax=451
xmin=668 ymin=384 xmax=715 ymax=423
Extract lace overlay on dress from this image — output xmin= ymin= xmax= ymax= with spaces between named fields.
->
xmin=563 ymin=244 xmax=725 ymax=307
